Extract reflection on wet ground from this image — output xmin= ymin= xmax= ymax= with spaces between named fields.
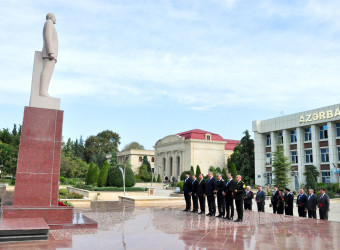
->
xmin=0 ymin=201 xmax=339 ymax=249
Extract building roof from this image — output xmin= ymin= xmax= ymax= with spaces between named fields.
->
xmin=176 ymin=129 xmax=240 ymax=150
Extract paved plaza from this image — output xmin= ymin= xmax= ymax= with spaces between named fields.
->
xmin=0 ymin=200 xmax=339 ymax=250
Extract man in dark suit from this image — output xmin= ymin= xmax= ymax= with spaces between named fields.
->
xmin=244 ymin=186 xmax=254 ymax=210
xmin=284 ymin=188 xmax=294 ymax=216
xmin=306 ymin=188 xmax=318 ymax=219
xmin=191 ymin=175 xmax=199 ymax=213
xmin=223 ymin=173 xmax=235 ymax=220
xmin=271 ymin=185 xmax=279 ymax=214
xmin=296 ymin=188 xmax=307 ymax=217
xmin=255 ymin=186 xmax=265 ymax=212
xmin=318 ymin=188 xmax=330 ymax=220
xmin=216 ymin=173 xmax=226 ymax=218
xmin=205 ymin=171 xmax=217 ymax=216
xmin=234 ymin=175 xmax=245 ymax=222
xmin=183 ymin=172 xmax=192 ymax=212
xmin=197 ymin=174 xmax=206 ymax=214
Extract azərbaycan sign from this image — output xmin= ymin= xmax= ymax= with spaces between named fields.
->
xmin=300 ymin=109 xmax=340 ymax=123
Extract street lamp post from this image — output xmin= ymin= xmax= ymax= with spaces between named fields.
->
xmin=119 ymin=155 xmax=129 ymax=196
xmin=151 ymin=167 xmax=155 ymax=187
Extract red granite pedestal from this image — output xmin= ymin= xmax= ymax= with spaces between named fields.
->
xmin=2 ymin=106 xmax=73 ymax=225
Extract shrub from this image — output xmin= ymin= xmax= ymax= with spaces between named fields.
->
xmin=293 ymin=191 xmax=297 ymax=195
xmin=97 ymin=161 xmax=109 ymax=187
xmin=138 ymin=164 xmax=152 ymax=182
xmin=10 ymin=179 xmax=15 ymax=185
xmin=107 ymin=165 xmax=136 ymax=187
xmin=180 ymin=169 xmax=194 ymax=181
xmin=60 ymin=176 xmax=66 ymax=184
xmin=176 ymin=181 xmax=184 ymax=193
xmin=92 ymin=186 xmax=146 ymax=192
xmin=91 ymin=164 xmax=100 ymax=186
xmin=157 ymin=174 xmax=161 ymax=183
xmin=195 ymin=165 xmax=201 ymax=177
xmin=267 ymin=191 xmax=273 ymax=196
xmin=66 ymin=192 xmax=84 ymax=199
xmin=85 ymin=162 xmax=95 ymax=185
xmin=221 ymin=168 xmax=228 ymax=180
xmin=59 ymin=189 xmax=68 ymax=196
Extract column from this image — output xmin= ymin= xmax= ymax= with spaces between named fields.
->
xmin=270 ymin=131 xmax=277 ymax=153
xmin=254 ymin=132 xmax=266 ymax=186
xmin=282 ymin=130 xmax=290 ymax=158
xmin=296 ymin=127 xmax=305 ymax=185
xmin=328 ymin=121 xmax=337 ymax=183
xmin=311 ymin=125 xmax=321 ymax=182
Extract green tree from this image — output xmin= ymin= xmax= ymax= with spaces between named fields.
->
xmin=122 ymin=141 xmax=144 ymax=150
xmin=107 ymin=165 xmax=136 ymax=187
xmin=215 ymin=167 xmax=222 ymax=173
xmin=157 ymin=174 xmax=161 ymax=182
xmin=272 ymin=144 xmax=291 ymax=190
xmin=180 ymin=168 xmax=194 ymax=181
xmin=304 ymin=165 xmax=320 ymax=191
xmin=97 ymin=161 xmax=109 ymax=187
xmin=109 ymin=150 xmax=118 ymax=167
xmin=91 ymin=149 xmax=107 ymax=168
xmin=142 ymin=155 xmax=152 ymax=173
xmin=91 ymin=164 xmax=100 ymax=186
xmin=238 ymin=130 xmax=255 ymax=183
xmin=222 ymin=168 xmax=228 ymax=180
xmin=62 ymin=138 xmax=74 ymax=158
xmin=229 ymin=163 xmax=238 ymax=180
xmin=85 ymin=162 xmax=95 ymax=185
xmin=195 ymin=165 xmax=201 ymax=177
xmin=84 ymin=130 xmax=120 ymax=163
xmin=138 ymin=164 xmax=152 ymax=182
xmin=190 ymin=166 xmax=194 ymax=174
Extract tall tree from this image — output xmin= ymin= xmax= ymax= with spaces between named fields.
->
xmin=142 ymin=155 xmax=151 ymax=173
xmin=84 ymin=130 xmax=120 ymax=163
xmin=123 ymin=141 xmax=144 ymax=150
xmin=238 ymin=130 xmax=255 ymax=183
xmin=304 ymin=165 xmax=319 ymax=191
xmin=196 ymin=165 xmax=201 ymax=177
xmin=229 ymin=163 xmax=238 ymax=181
xmin=109 ymin=150 xmax=118 ymax=167
xmin=272 ymin=144 xmax=291 ymax=190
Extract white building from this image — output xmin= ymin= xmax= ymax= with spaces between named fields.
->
xmin=154 ymin=129 xmax=239 ymax=179
xmin=107 ymin=149 xmax=154 ymax=173
xmin=253 ymin=103 xmax=340 ymax=190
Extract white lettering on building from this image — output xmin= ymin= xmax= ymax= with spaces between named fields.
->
xmin=300 ymin=108 xmax=340 ymax=123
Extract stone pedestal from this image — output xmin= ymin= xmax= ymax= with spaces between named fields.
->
xmin=2 ymin=106 xmax=73 ymax=225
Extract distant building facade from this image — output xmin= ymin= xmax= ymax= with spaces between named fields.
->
xmin=107 ymin=149 xmax=154 ymax=173
xmin=154 ymin=129 xmax=240 ymax=179
xmin=253 ymin=103 xmax=340 ymax=190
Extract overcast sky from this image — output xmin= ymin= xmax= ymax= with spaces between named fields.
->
xmin=1 ymin=0 xmax=340 ymax=150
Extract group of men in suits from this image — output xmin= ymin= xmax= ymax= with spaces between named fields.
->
xmin=183 ymin=172 xmax=246 ymax=222
xmin=269 ymin=186 xmax=330 ymax=220
xmin=183 ymin=172 xmax=331 ymax=221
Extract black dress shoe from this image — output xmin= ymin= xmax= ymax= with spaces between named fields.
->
xmin=216 ymin=214 xmax=223 ymax=218
xmin=206 ymin=213 xmax=212 ymax=216
xmin=211 ymin=214 xmax=215 ymax=216
xmin=223 ymin=216 xmax=229 ymax=220
xmin=191 ymin=210 xmax=197 ymax=213
xmin=228 ymin=217 xmax=233 ymax=221
xmin=183 ymin=209 xmax=189 ymax=212
xmin=234 ymin=219 xmax=240 ymax=222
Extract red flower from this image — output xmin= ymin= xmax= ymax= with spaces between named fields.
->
xmin=319 ymin=204 xmax=322 ymax=207
xmin=58 ymin=201 xmax=67 ymax=206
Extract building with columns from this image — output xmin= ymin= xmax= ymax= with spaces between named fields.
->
xmin=154 ymin=129 xmax=239 ymax=180
xmin=253 ymin=103 xmax=340 ymax=190
xmin=107 ymin=149 xmax=154 ymax=173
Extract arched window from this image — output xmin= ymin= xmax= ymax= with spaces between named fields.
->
xmin=151 ymin=157 xmax=154 ymax=163
xmin=139 ymin=156 xmax=142 ymax=162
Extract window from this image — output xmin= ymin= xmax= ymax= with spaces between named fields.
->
xmin=151 ymin=157 xmax=154 ymax=163
xmin=266 ymin=172 xmax=272 ymax=185
xmin=338 ymin=147 xmax=340 ymax=161
xmin=266 ymin=153 xmax=272 ymax=165
xmin=139 ymin=156 xmax=142 ymax=162
xmin=291 ymin=151 xmax=298 ymax=164
xmin=290 ymin=130 xmax=297 ymax=143
xmin=337 ymin=123 xmax=340 ymax=137
xmin=321 ymin=148 xmax=329 ymax=162
xmin=304 ymin=128 xmax=311 ymax=141
xmin=206 ymin=134 xmax=211 ymax=140
xmin=305 ymin=149 xmax=313 ymax=163
xmin=266 ymin=134 xmax=271 ymax=146
xmin=278 ymin=132 xmax=283 ymax=144
xmin=320 ymin=125 xmax=328 ymax=139
xmin=322 ymin=171 xmax=330 ymax=184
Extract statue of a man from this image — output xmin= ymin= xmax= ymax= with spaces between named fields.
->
xmin=40 ymin=13 xmax=58 ymax=97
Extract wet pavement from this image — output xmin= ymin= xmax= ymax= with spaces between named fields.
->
xmin=0 ymin=201 xmax=339 ymax=249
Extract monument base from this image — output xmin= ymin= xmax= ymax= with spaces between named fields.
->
xmin=2 ymin=206 xmax=73 ymax=225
